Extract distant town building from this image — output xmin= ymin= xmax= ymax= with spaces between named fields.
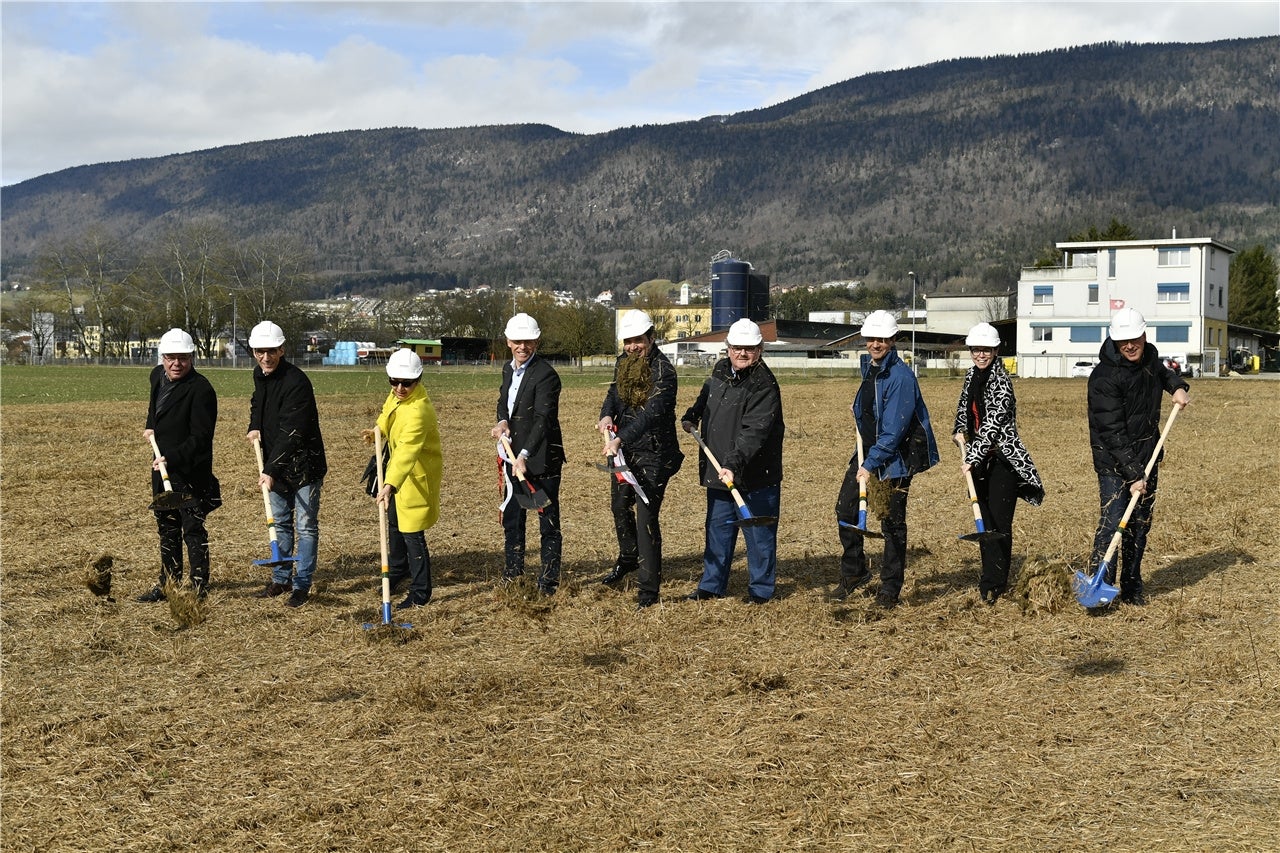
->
xmin=1016 ymin=234 xmax=1234 ymax=377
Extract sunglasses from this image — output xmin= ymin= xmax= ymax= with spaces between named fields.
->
xmin=388 ymin=378 xmax=418 ymax=388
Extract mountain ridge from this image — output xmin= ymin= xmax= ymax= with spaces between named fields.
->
xmin=3 ymin=37 xmax=1276 ymax=296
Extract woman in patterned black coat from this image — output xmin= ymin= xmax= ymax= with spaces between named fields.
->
xmin=952 ymin=323 xmax=1044 ymax=604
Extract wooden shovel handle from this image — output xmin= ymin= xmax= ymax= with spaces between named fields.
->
xmin=687 ymin=428 xmax=751 ymax=511
xmin=374 ymin=426 xmax=391 ymax=606
xmin=956 ymin=436 xmax=985 ymax=526
xmin=147 ymin=434 xmax=175 ymax=493
xmin=498 ymin=434 xmax=529 ymax=482
xmin=251 ymin=438 xmax=275 ymax=525
xmin=1100 ymin=405 xmax=1182 ymax=566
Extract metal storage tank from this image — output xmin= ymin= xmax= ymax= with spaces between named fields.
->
xmin=747 ymin=272 xmax=771 ymax=321
xmin=710 ymin=252 xmax=751 ymax=331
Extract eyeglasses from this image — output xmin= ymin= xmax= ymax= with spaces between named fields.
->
xmin=727 ymin=345 xmax=759 ymax=353
xmin=252 ymin=348 xmax=280 ymax=357
xmin=388 ymin=378 xmax=418 ymax=388
xmin=161 ymin=354 xmax=192 ymax=362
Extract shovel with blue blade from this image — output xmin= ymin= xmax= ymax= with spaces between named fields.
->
xmin=838 ymin=422 xmax=884 ymax=539
xmin=686 ymin=427 xmax=776 ymax=527
xmin=251 ymin=437 xmax=301 ymax=569
xmin=1073 ymin=405 xmax=1181 ymax=609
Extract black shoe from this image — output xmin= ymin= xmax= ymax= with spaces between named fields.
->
xmin=830 ymin=569 xmax=873 ymax=601
xmin=981 ymin=589 xmax=1000 ymax=606
xmin=136 ymin=586 xmax=166 ymax=603
xmin=874 ymin=591 xmax=899 ymax=609
xmin=636 ymin=595 xmax=658 ymax=610
xmin=686 ymin=589 xmax=720 ymax=601
xmin=254 ymin=581 xmax=291 ymax=599
xmin=395 ymin=593 xmax=430 ymax=610
xmin=746 ymin=594 xmax=770 ymax=605
xmin=1120 ymin=584 xmax=1147 ymax=606
xmin=537 ymin=583 xmax=557 ymax=597
xmin=193 ymin=582 xmax=209 ymax=600
xmin=602 ymin=563 xmax=637 ymax=586
xmin=284 ymin=588 xmax=309 ymax=608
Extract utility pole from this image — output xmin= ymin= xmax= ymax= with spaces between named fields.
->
xmin=908 ymin=271 xmax=918 ymax=377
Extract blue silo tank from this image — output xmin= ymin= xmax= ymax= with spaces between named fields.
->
xmin=711 ymin=257 xmax=751 ymax=331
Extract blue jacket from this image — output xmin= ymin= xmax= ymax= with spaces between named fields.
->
xmin=852 ymin=347 xmax=939 ymax=480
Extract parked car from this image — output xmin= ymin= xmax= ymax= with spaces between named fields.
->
xmin=1071 ymin=361 xmax=1095 ymax=378
xmin=1162 ymin=353 xmax=1195 ymax=377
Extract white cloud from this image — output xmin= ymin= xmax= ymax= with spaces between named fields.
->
xmin=2 ymin=1 xmax=1275 ymax=184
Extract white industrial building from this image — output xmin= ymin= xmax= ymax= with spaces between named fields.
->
xmin=1016 ymin=234 xmax=1234 ymax=377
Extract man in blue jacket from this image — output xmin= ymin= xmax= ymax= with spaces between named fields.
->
xmin=834 ymin=310 xmax=939 ymax=609
xmin=1087 ymin=308 xmax=1189 ymax=604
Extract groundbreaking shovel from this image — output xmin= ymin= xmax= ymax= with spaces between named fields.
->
xmin=1074 ymin=405 xmax=1182 ymax=609
xmin=686 ymin=428 xmax=776 ymax=527
xmin=596 ymin=426 xmax=649 ymax=504
xmin=955 ymin=436 xmax=1006 ymax=543
xmin=146 ymin=434 xmax=195 ymax=511
xmin=499 ymin=435 xmax=552 ymax=510
xmin=838 ymin=422 xmax=883 ymax=539
xmin=364 ymin=426 xmax=411 ymax=631
xmin=251 ymin=437 xmax=300 ymax=568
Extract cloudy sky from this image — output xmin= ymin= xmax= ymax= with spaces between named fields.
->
xmin=2 ymin=1 xmax=1274 ymax=186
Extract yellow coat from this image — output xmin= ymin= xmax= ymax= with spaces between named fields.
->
xmin=377 ymin=384 xmax=442 ymax=533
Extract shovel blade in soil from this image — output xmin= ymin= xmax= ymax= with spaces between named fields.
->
xmin=1073 ymin=566 xmax=1119 ymax=608
xmin=838 ymin=519 xmax=884 ymax=539
xmin=149 ymin=491 xmax=196 ymax=511
xmin=253 ymin=540 xmax=300 ymax=567
xmin=516 ymin=487 xmax=551 ymax=510
xmin=959 ymin=530 xmax=1007 ymax=543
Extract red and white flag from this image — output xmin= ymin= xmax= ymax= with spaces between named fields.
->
xmin=1109 ymin=298 xmax=1125 ymax=309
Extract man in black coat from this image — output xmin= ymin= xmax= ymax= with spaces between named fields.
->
xmin=138 ymin=329 xmax=219 ymax=602
xmin=245 ymin=321 xmax=328 ymax=608
xmin=491 ymin=313 xmax=565 ymax=594
xmin=1087 ymin=308 xmax=1189 ymax=604
xmin=681 ymin=319 xmax=784 ymax=604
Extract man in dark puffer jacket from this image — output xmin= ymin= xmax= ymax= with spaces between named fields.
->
xmin=1087 ymin=308 xmax=1189 ymax=605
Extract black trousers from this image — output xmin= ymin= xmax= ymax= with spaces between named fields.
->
xmin=502 ymin=471 xmax=562 ymax=590
xmin=971 ymin=454 xmax=1019 ymax=595
xmin=155 ymin=506 xmax=210 ymax=588
xmin=387 ymin=496 xmax=432 ymax=602
xmin=836 ymin=467 xmax=913 ymax=597
xmin=610 ymin=467 xmax=669 ymax=603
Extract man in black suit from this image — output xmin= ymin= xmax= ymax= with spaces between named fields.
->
xmin=491 ymin=313 xmax=564 ymax=594
xmin=137 ymin=328 xmax=220 ymax=601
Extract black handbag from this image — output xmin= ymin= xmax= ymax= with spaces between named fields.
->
xmin=360 ymin=445 xmax=389 ymax=497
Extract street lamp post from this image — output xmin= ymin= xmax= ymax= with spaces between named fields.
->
xmin=908 ymin=271 xmax=918 ymax=376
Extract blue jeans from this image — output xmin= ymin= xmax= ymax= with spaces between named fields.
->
xmin=268 ymin=481 xmax=322 ymax=590
xmin=1090 ymin=469 xmax=1158 ymax=592
xmin=696 ymin=484 xmax=780 ymax=600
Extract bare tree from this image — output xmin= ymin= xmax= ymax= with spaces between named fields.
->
xmin=35 ymin=229 xmax=140 ymax=359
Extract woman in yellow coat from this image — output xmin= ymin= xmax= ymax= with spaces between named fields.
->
xmin=376 ymin=349 xmax=443 ymax=608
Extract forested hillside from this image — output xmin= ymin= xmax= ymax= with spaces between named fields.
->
xmin=2 ymin=37 xmax=1276 ymax=296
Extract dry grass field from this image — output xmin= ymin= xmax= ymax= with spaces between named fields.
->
xmin=2 ymin=366 xmax=1277 ymax=852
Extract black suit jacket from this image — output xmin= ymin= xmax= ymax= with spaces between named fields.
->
xmin=147 ymin=364 xmax=219 ymax=498
xmin=497 ymin=355 xmax=564 ymax=478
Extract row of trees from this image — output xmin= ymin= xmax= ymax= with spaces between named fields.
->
xmin=19 ymin=224 xmax=312 ymax=359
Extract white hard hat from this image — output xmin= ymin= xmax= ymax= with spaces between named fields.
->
xmin=860 ymin=310 xmax=899 ymax=338
xmin=965 ymin=322 xmax=1001 ymax=348
xmin=618 ymin=309 xmax=654 ymax=340
xmin=725 ymin=318 xmax=763 ymax=346
xmin=386 ymin=348 xmax=423 ymax=380
xmin=248 ymin=321 xmax=286 ymax=348
xmin=504 ymin=312 xmax=541 ymax=340
xmin=158 ymin=328 xmax=196 ymax=355
xmin=1109 ymin=307 xmax=1147 ymax=341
